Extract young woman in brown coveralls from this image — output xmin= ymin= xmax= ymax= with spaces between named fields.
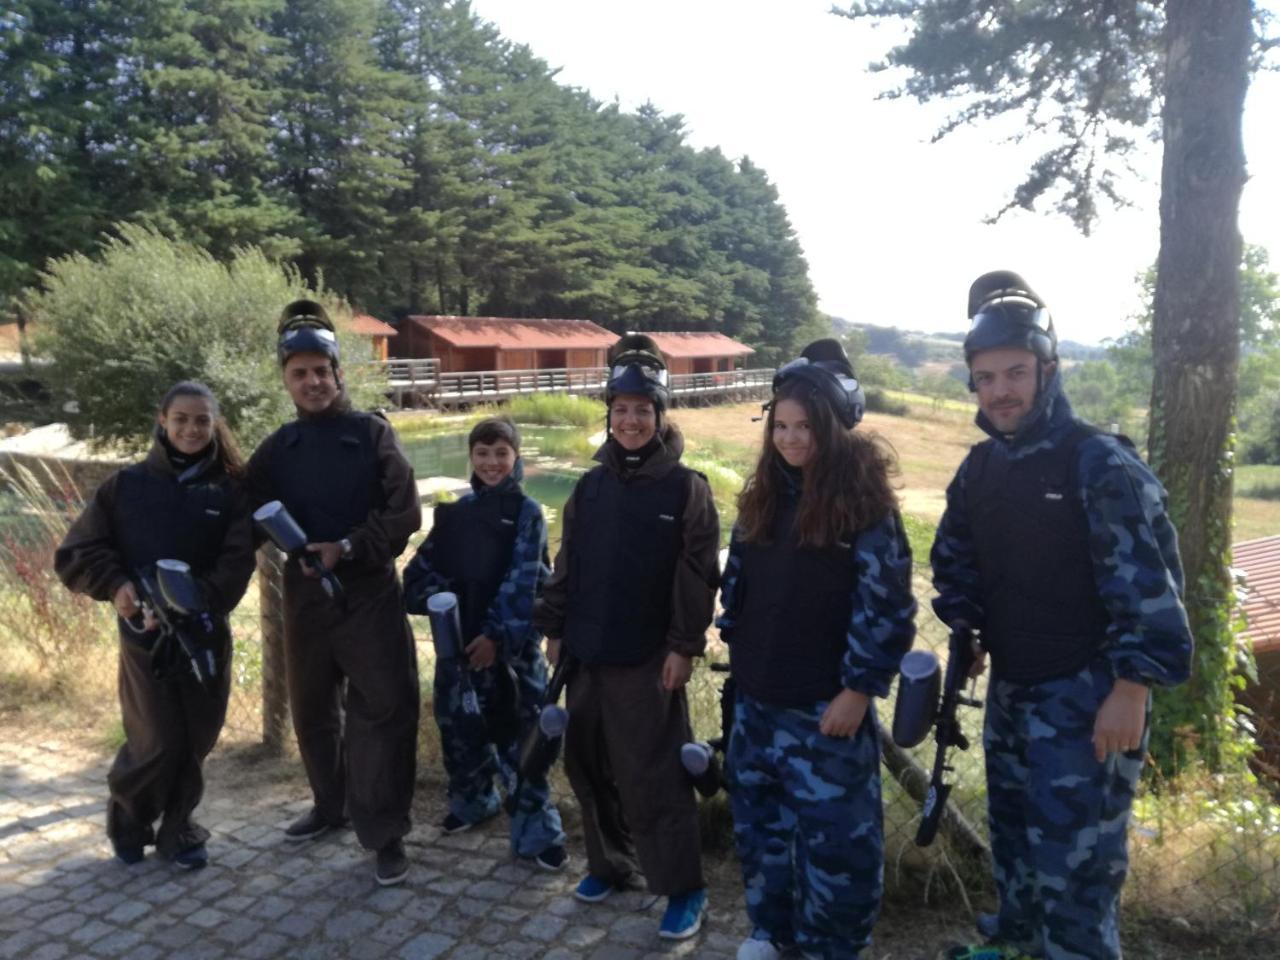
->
xmin=55 ymin=381 xmax=255 ymax=869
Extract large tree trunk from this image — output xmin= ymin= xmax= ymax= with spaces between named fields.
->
xmin=1148 ymin=0 xmax=1251 ymax=770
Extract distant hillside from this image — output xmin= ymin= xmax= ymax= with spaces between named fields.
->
xmin=828 ymin=316 xmax=1105 ymax=365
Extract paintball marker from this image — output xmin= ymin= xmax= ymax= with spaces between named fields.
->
xmin=427 ymin=592 xmax=489 ymax=746
xmin=133 ymin=559 xmax=221 ymax=695
xmin=253 ymin=500 xmax=345 ymax=605
xmin=680 ymin=662 xmax=735 ymax=798
xmin=892 ymin=623 xmax=982 ymax=847
xmin=516 ymin=647 xmax=577 ymax=785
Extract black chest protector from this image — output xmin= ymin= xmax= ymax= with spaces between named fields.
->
xmin=264 ymin=413 xmax=383 ymax=544
xmin=965 ymin=424 xmax=1118 ymax=684
xmin=726 ymin=498 xmax=857 ymax=706
xmin=430 ymin=490 xmax=522 ymax=641
xmin=112 ymin=464 xmax=232 ymax=577
xmin=563 ymin=463 xmax=689 ymax=666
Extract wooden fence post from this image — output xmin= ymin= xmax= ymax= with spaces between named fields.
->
xmin=257 ymin=546 xmax=289 ymax=754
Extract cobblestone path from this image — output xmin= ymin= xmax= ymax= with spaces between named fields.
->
xmin=0 ymin=735 xmax=751 ymax=959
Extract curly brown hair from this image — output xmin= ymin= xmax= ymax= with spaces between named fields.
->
xmin=736 ymin=377 xmax=899 ymax=547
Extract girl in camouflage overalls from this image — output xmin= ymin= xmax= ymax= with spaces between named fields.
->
xmin=718 ymin=340 xmax=916 ymax=960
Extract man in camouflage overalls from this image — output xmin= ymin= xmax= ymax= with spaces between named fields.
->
xmin=930 ymin=272 xmax=1193 ymax=960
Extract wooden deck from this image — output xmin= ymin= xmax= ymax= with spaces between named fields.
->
xmin=374 ymin=360 xmax=773 ymax=408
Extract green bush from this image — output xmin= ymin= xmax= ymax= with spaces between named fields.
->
xmin=866 ymin=386 xmax=910 ymax=417
xmin=25 ymin=224 xmax=384 ymax=451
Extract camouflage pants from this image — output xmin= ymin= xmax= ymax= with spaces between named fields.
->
xmin=432 ymin=641 xmax=565 ymax=858
xmin=726 ymin=692 xmax=884 ymax=960
xmin=985 ymin=660 xmax=1149 ymax=960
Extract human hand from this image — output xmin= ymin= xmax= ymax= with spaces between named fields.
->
xmin=305 ymin=542 xmax=342 ymax=574
xmin=465 ymin=634 xmax=498 ymax=670
xmin=819 ymin=688 xmax=870 ymax=738
xmin=661 ymin=652 xmax=693 ymax=691
xmin=1092 ymin=678 xmax=1148 ymax=762
xmin=113 ymin=582 xmax=141 ymax=619
xmin=545 ymin=637 xmax=561 ymax=667
xmin=968 ymin=642 xmax=987 ymax=680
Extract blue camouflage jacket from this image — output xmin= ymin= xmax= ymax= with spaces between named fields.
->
xmin=717 ymin=468 xmax=917 ymax=698
xmin=930 ymin=373 xmax=1193 ymax=688
xmin=403 ymin=459 xmax=548 ymax=660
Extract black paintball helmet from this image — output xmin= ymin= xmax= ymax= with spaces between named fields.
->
xmin=963 ymin=271 xmax=1057 ymax=367
xmin=606 ymin=333 xmax=669 ymax=409
xmin=277 ymin=299 xmax=340 ymax=366
xmin=771 ymin=338 xmax=866 ymax=429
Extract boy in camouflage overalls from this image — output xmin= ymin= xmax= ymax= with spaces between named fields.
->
xmin=931 ymin=272 xmax=1193 ymax=960
xmin=404 ymin=417 xmax=567 ymax=871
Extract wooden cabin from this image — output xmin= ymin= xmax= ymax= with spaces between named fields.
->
xmin=395 ymin=316 xmax=615 ymax=372
xmin=645 ymin=332 xmax=756 ymax=375
xmin=351 ymin=314 xmax=398 ymax=361
xmin=393 ymin=316 xmax=757 ymax=376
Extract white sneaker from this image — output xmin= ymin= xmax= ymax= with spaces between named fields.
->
xmin=737 ymin=938 xmax=782 ymax=960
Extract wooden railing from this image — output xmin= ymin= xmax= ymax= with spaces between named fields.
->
xmin=369 ymin=360 xmax=775 ymax=403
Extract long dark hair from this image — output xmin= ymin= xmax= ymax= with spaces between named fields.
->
xmin=736 ymin=377 xmax=899 ymax=547
xmin=159 ymin=381 xmax=246 ymax=478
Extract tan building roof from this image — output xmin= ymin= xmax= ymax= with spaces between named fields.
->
xmin=405 ymin=316 xmax=615 ymax=350
xmin=351 ymin=314 xmax=398 ymax=337
xmin=1236 ymin=535 xmax=1280 ymax=655
xmin=646 ymin=332 xmax=756 ymax=359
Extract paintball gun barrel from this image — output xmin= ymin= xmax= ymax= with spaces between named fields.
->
xmin=252 ymin=500 xmax=345 ymax=605
xmin=891 ymin=623 xmax=982 ymax=847
xmin=680 ymin=662 xmax=734 ymax=798
xmin=134 ymin=559 xmax=221 ymax=695
xmin=517 ymin=648 xmax=577 ymax=784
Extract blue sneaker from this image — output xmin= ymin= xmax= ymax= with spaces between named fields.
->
xmin=573 ymin=874 xmax=615 ymax=903
xmin=659 ymin=888 xmax=706 ymax=940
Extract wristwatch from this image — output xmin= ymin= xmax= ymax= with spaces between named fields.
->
xmin=339 ymin=538 xmax=353 ymax=560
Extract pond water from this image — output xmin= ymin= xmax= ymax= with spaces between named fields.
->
xmin=400 ymin=427 xmax=588 ymax=550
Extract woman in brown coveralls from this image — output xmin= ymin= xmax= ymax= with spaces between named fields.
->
xmin=55 ymin=381 xmax=255 ymax=869
xmin=535 ymin=334 xmax=720 ymax=941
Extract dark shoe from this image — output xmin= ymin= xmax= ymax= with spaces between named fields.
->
xmin=439 ymin=812 xmax=475 ymax=835
xmin=112 ymin=842 xmax=145 ymax=865
xmin=534 ymin=844 xmax=568 ymax=872
xmin=173 ymin=843 xmax=208 ymax=870
xmin=375 ymin=839 xmax=409 ymax=886
xmin=284 ymin=807 xmax=345 ymax=842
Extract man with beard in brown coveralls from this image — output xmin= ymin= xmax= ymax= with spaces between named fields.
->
xmin=247 ymin=301 xmax=422 ymax=885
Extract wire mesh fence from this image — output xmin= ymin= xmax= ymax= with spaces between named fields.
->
xmin=1 ymin=465 xmax=1277 ymax=937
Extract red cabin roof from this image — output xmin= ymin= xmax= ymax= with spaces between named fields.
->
xmin=646 ymin=331 xmax=756 ymax=359
xmin=405 ymin=316 xmax=615 ymax=350
xmin=351 ymin=314 xmax=397 ymax=337
xmin=1236 ymin=535 xmax=1280 ymax=654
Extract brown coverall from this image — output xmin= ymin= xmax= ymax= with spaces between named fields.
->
xmin=535 ymin=424 xmax=720 ymax=895
xmin=247 ymin=408 xmax=421 ymax=851
xmin=54 ymin=442 xmax=255 ymax=857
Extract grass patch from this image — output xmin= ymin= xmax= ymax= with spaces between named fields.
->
xmin=506 ymin=392 xmax=605 ymax=428
xmin=528 ymin=427 xmax=596 ymax=462
xmin=1237 ymin=464 xmax=1280 ymax=501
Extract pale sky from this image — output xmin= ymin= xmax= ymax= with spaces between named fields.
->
xmin=467 ymin=0 xmax=1280 ymax=346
